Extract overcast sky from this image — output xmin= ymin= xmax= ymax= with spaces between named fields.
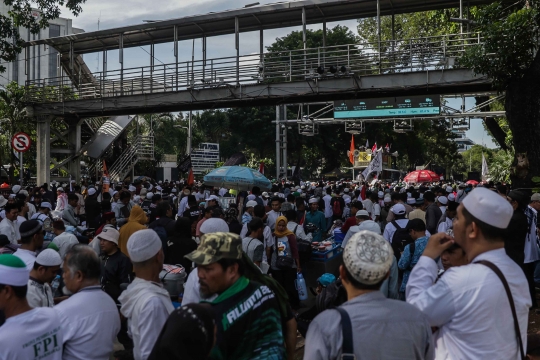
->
xmin=59 ymin=0 xmax=497 ymax=148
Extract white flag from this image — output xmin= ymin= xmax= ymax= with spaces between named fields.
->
xmin=481 ymin=153 xmax=489 ymax=180
xmin=365 ymin=139 xmax=369 ymax=148
xmin=362 ymin=149 xmax=383 ymax=179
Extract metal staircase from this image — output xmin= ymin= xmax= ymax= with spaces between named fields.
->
xmin=108 ymin=135 xmax=154 ymax=181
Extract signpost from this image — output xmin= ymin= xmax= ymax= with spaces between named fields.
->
xmin=334 ymin=96 xmax=441 ymax=119
xmin=11 ymin=132 xmax=31 ymax=186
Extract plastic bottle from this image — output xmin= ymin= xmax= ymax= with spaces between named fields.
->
xmin=295 ymin=272 xmax=308 ymax=301
xmin=51 ymin=275 xmax=61 ymax=294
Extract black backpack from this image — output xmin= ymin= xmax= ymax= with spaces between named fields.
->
xmin=390 ymin=220 xmax=413 ymax=261
xmin=315 ymin=278 xmax=348 ymax=313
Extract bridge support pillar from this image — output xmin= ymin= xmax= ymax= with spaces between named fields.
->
xmin=36 ymin=116 xmax=51 ymax=186
xmin=275 ymin=105 xmax=287 ymax=180
xmin=66 ymin=121 xmax=82 ymax=182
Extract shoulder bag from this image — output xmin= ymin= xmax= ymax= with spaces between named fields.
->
xmin=474 ymin=260 xmax=525 ymax=360
xmin=274 ymin=236 xmax=295 ymax=270
xmin=336 ymin=307 xmax=356 ymax=360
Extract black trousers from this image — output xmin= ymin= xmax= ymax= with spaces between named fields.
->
xmin=523 ymin=261 xmax=538 ymax=308
xmin=272 ymin=268 xmax=300 ymax=310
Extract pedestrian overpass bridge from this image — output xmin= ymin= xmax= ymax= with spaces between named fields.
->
xmin=22 ymin=0 xmax=499 ymax=184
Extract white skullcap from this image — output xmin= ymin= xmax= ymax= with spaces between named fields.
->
xmin=147 ymin=192 xmax=154 ymax=200
xmin=446 ymin=186 xmax=453 ymax=193
xmin=87 ymin=188 xmax=97 ymax=196
xmin=127 ymin=229 xmax=162 ymax=262
xmin=378 ymin=191 xmax=384 ymax=198
xmin=356 ymin=210 xmax=369 ymax=217
xmin=200 ymin=218 xmax=229 ymax=234
xmin=36 ymin=249 xmax=62 ymax=267
xmin=171 ymin=188 xmax=177 ymax=193
xmin=129 ymin=185 xmax=136 ymax=192
xmin=156 ymin=186 xmax=162 ymax=191
xmin=399 ymin=188 xmax=406 ymax=193
xmin=343 ymin=230 xmax=393 ymax=285
xmin=309 ymin=197 xmax=318 ymax=204
xmin=462 ymin=187 xmax=513 ymax=229
xmin=246 ymin=200 xmax=257 ymax=207
xmin=406 ymin=198 xmax=416 ymax=205
xmin=133 ymin=195 xmax=141 ymax=203
xmin=0 ymin=254 xmax=29 ymax=286
xmin=247 ymin=194 xmax=256 ymax=201
xmin=8 ymin=194 xmax=15 ymax=199
xmin=391 ymin=204 xmax=406 ymax=215
xmin=344 ymin=188 xmax=350 ymax=193
xmin=11 ymin=185 xmax=21 ymax=194
xmin=57 ymin=187 xmax=64 ymax=192
xmin=448 ymin=194 xmax=456 ymax=202
xmin=383 ymin=197 xmax=392 ymax=203
xmin=40 ymin=202 xmax=52 ymax=209
xmin=438 ymin=196 xmax=448 ymax=205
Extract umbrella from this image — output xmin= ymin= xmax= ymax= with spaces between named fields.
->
xmin=403 ymin=170 xmax=441 ymax=183
xmin=203 ymin=166 xmax=271 ymax=191
xmin=466 ymin=180 xmax=479 ymax=185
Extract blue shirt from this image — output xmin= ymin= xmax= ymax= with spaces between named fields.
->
xmin=305 ymin=210 xmax=326 ymax=243
xmin=398 ymin=235 xmax=428 ymax=293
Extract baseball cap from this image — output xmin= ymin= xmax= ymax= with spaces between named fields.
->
xmin=343 ymin=230 xmax=393 ymax=285
xmin=317 ymin=273 xmax=336 ymax=287
xmin=97 ymin=227 xmax=120 ymax=245
xmin=185 ymin=232 xmax=242 ymax=265
xmin=391 ymin=204 xmax=406 ymax=215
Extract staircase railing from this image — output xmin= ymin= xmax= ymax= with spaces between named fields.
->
xmin=108 ymin=135 xmax=154 ymax=181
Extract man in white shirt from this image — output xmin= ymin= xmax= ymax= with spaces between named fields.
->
xmin=55 ymin=245 xmax=120 ymax=360
xmin=322 ymin=188 xmax=333 ymax=230
xmin=342 ymin=210 xmax=382 ymax=248
xmin=437 ymin=195 xmax=448 ymax=214
xmin=119 ymin=230 xmax=174 ymax=360
xmin=0 ymin=254 xmax=64 ymax=360
xmin=383 ymin=204 xmax=409 ymax=244
xmin=0 ymin=203 xmax=20 ymax=244
xmin=13 ymin=220 xmax=43 ymax=270
xmin=266 ymin=197 xmax=282 ymax=231
xmin=51 ymin=220 xmax=79 ymax=260
xmin=27 ymin=249 xmax=62 ymax=308
xmin=406 ymin=187 xmax=530 ymax=359
xmin=362 ymin=195 xmax=374 ymax=219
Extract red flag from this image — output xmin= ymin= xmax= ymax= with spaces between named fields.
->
xmin=349 ymin=135 xmax=355 ymax=164
xmin=102 ymin=159 xmax=109 ymax=177
xmin=187 ymin=168 xmax=194 ymax=185
xmin=371 ymin=142 xmax=377 ymax=153
xmin=259 ymin=161 xmax=264 ymax=174
xmin=360 ymin=184 xmax=367 ymax=200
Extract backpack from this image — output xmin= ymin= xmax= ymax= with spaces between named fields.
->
xmin=390 ymin=220 xmax=412 ymax=261
xmin=332 ymin=198 xmax=342 ymax=217
xmin=315 ymin=278 xmax=348 ymax=313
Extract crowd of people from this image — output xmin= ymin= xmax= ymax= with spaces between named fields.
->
xmin=0 ymin=176 xmax=539 ymax=359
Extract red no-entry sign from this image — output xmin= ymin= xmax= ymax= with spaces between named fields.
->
xmin=11 ymin=132 xmax=31 ymax=152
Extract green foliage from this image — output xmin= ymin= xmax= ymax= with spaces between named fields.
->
xmin=489 ymin=149 xmax=514 ymax=183
xmin=0 ymin=0 xmax=86 ymax=73
xmin=461 ymin=2 xmax=539 ymax=90
xmin=267 ymin=25 xmax=360 ymax=53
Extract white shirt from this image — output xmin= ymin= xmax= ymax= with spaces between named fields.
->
xmin=0 ymin=217 xmax=19 ymax=244
xmin=52 ymin=232 xmax=79 ymax=260
xmin=439 ymin=206 xmax=447 ymax=214
xmin=16 ymin=215 xmax=26 ymax=233
xmin=323 ymin=195 xmax=333 ymax=218
xmin=195 ymin=192 xmax=205 ymax=202
xmin=525 ymin=206 xmax=540 ymax=263
xmin=383 ymin=219 xmax=409 ymax=243
xmin=13 ymin=248 xmax=36 ymax=270
xmin=177 ymin=196 xmax=189 ymax=216
xmin=342 ymin=220 xmax=382 ymax=248
xmin=362 ymin=199 xmax=374 ymax=217
xmin=372 ymin=203 xmax=381 ymax=220
xmin=406 ymin=248 xmax=530 ymax=360
xmin=437 ymin=217 xmax=453 ymax=234
xmin=218 ymin=188 xmax=228 ymax=197
xmin=27 ymin=277 xmax=54 ymax=308
xmin=0 ymin=307 xmax=63 ymax=360
xmin=55 ymin=285 xmax=121 ymax=360
xmin=266 ymin=210 xmax=280 ymax=231
xmin=27 ymin=202 xmax=36 ymax=219
xmin=287 ymin=221 xmax=310 ymax=242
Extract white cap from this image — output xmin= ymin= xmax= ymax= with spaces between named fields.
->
xmin=127 ymin=229 xmax=162 ymax=262
xmin=40 ymin=202 xmax=52 ymax=210
xmin=35 ymin=249 xmax=62 ymax=267
xmin=87 ymin=188 xmax=97 ymax=196
xmin=246 ymin=200 xmax=257 ymax=207
xmin=146 ymin=192 xmax=154 ymax=200
xmin=247 ymin=194 xmax=256 ymax=201
xmin=200 ymin=218 xmax=229 ymax=234
xmin=57 ymin=187 xmax=64 ymax=192
xmin=378 ymin=191 xmax=384 ymax=198
xmin=156 ymin=186 xmax=162 ymax=191
xmin=171 ymin=188 xmax=177 ymax=193
xmin=462 ymin=187 xmax=513 ymax=229
xmin=309 ymin=197 xmax=318 ymax=204
xmin=133 ymin=195 xmax=141 ymax=203
xmin=98 ymin=227 xmax=120 ymax=245
xmin=438 ymin=196 xmax=448 ymax=205
xmin=158 ymin=180 xmax=163 ymax=184
xmin=129 ymin=185 xmax=136 ymax=192
xmin=205 ymin=195 xmax=219 ymax=201
xmin=343 ymin=230 xmax=393 ymax=285
xmin=344 ymin=188 xmax=349 ymax=193
xmin=262 ymin=192 xmax=269 ymax=198
xmin=406 ymin=198 xmax=415 ymax=205
xmin=448 ymin=194 xmax=456 ymax=202
xmin=391 ymin=204 xmax=406 ymax=215
xmin=355 ymin=210 xmax=369 ymax=217
xmin=383 ymin=197 xmax=392 ymax=203
xmin=11 ymin=185 xmax=21 ymax=194
xmin=446 ymin=186 xmax=453 ymax=193
xmin=70 ymin=180 xmax=76 ymax=184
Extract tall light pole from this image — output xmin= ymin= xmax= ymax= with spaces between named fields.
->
xmin=187 ymin=111 xmax=192 ymax=155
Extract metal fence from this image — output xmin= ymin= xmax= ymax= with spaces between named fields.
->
xmin=25 ymin=32 xmax=483 ymax=103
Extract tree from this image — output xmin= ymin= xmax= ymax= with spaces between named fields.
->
xmin=460 ymin=1 xmax=540 ymax=188
xmin=0 ymin=0 xmax=85 ymax=73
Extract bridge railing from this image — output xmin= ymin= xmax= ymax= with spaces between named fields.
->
xmin=25 ymin=32 xmax=482 ymax=103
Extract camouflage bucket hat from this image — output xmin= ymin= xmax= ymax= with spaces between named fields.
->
xmin=185 ymin=232 xmax=242 ymax=265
